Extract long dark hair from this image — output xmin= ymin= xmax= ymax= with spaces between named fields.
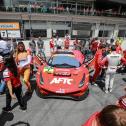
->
xmin=5 ymin=56 xmax=18 ymax=77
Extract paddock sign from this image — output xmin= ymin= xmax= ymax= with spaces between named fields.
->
xmin=0 ymin=22 xmax=19 ymax=30
xmin=0 ymin=22 xmax=21 ymax=38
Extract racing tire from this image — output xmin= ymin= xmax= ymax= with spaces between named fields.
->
xmin=74 ymin=89 xmax=89 ymax=101
xmin=36 ymin=87 xmax=47 ymax=99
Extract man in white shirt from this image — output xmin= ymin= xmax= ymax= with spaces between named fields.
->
xmin=55 ymin=36 xmax=63 ymax=50
xmin=100 ymin=45 xmax=126 ymax=93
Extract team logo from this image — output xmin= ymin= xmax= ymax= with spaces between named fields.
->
xmin=50 ymin=78 xmax=73 ymax=85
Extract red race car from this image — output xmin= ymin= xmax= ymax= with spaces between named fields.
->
xmin=36 ymin=51 xmax=89 ymax=100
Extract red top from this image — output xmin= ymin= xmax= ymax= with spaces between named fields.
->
xmin=50 ymin=39 xmax=54 ymax=48
xmin=73 ymin=39 xmax=79 ymax=45
xmin=82 ymin=112 xmax=99 ymax=126
xmin=94 ymin=49 xmax=103 ymax=68
xmin=87 ymin=49 xmax=102 ymax=69
xmin=3 ymin=69 xmax=21 ymax=88
xmin=91 ymin=40 xmax=99 ymax=52
xmin=116 ymin=45 xmax=122 ymax=54
xmin=123 ymin=50 xmax=126 ymax=59
xmin=118 ymin=95 xmax=126 ymax=109
xmin=64 ymin=39 xmax=70 ymax=47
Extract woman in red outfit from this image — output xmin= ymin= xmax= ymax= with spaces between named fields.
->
xmin=50 ymin=37 xmax=55 ymax=54
xmin=0 ymin=56 xmax=26 ymax=112
xmin=115 ymin=41 xmax=122 ymax=54
xmin=82 ymin=105 xmax=126 ymax=126
xmin=64 ymin=37 xmax=70 ymax=50
xmin=73 ymin=37 xmax=79 ymax=50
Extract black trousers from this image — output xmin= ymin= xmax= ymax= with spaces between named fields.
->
xmin=6 ymin=85 xmax=25 ymax=108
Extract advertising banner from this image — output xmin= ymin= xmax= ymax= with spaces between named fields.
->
xmin=0 ymin=30 xmax=7 ymax=38
xmin=0 ymin=22 xmax=20 ymax=30
xmin=0 ymin=30 xmax=21 ymax=38
xmin=7 ymin=30 xmax=21 ymax=38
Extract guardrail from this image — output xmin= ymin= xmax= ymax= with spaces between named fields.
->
xmin=0 ymin=6 xmax=126 ymax=18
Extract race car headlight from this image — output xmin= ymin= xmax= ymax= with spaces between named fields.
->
xmin=40 ymin=72 xmax=44 ymax=85
xmin=79 ymin=74 xmax=85 ymax=88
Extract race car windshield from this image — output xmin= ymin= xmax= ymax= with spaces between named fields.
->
xmin=48 ymin=55 xmax=81 ymax=68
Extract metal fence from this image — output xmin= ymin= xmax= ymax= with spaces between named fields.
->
xmin=0 ymin=6 xmax=126 ymax=18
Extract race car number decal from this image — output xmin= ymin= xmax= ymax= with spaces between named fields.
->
xmin=43 ymin=66 xmax=54 ymax=73
xmin=50 ymin=78 xmax=73 ymax=85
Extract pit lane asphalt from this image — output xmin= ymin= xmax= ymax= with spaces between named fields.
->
xmin=0 ymin=70 xmax=126 ymax=126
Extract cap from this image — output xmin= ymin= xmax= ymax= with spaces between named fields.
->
xmin=0 ymin=56 xmax=4 ymax=63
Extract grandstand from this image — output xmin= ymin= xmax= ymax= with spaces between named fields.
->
xmin=0 ymin=0 xmax=126 ymax=39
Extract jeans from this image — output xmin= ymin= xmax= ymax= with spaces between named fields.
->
xmin=0 ymin=79 xmax=5 ymax=93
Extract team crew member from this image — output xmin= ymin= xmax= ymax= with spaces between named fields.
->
xmin=55 ymin=36 xmax=63 ymax=50
xmin=16 ymin=42 xmax=32 ymax=94
xmin=82 ymin=105 xmax=126 ymax=126
xmin=49 ymin=37 xmax=55 ymax=54
xmin=90 ymin=38 xmax=100 ymax=55
xmin=37 ymin=37 xmax=46 ymax=60
xmin=115 ymin=41 xmax=122 ymax=54
xmin=29 ymin=38 xmax=36 ymax=56
xmin=11 ymin=38 xmax=17 ymax=56
xmin=64 ymin=33 xmax=70 ymax=40
xmin=100 ymin=45 xmax=126 ymax=93
xmin=73 ymin=37 xmax=78 ymax=49
xmin=64 ymin=37 xmax=70 ymax=50
xmin=0 ymin=56 xmax=26 ymax=112
xmin=91 ymin=44 xmax=106 ymax=85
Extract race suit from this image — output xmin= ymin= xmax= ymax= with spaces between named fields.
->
xmin=100 ymin=51 xmax=126 ymax=92
xmin=92 ymin=49 xmax=103 ymax=82
xmin=90 ymin=40 xmax=100 ymax=55
xmin=116 ymin=45 xmax=122 ymax=54
xmin=64 ymin=39 xmax=70 ymax=49
xmin=50 ymin=38 xmax=55 ymax=53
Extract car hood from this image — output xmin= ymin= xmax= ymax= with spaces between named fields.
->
xmin=38 ymin=64 xmax=86 ymax=91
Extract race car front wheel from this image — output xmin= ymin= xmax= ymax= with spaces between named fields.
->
xmin=36 ymin=87 xmax=47 ymax=99
xmin=74 ymin=89 xmax=89 ymax=101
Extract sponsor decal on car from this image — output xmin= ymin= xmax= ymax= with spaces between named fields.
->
xmin=54 ymin=72 xmax=71 ymax=76
xmin=50 ymin=78 xmax=73 ymax=85
xmin=43 ymin=66 xmax=54 ymax=73
xmin=56 ymin=88 xmax=65 ymax=93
